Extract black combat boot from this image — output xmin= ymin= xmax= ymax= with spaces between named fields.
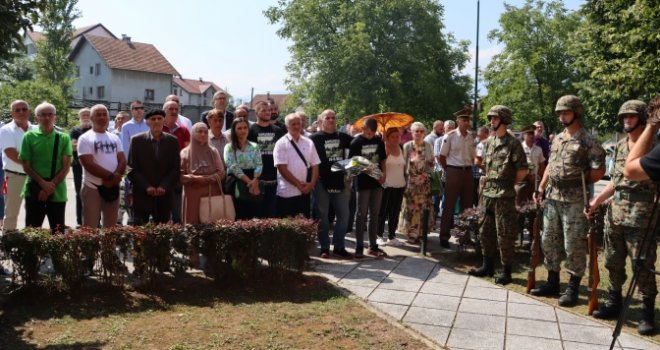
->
xmin=638 ymin=297 xmax=655 ymax=335
xmin=558 ymin=274 xmax=581 ymax=307
xmin=495 ymin=265 xmax=512 ymax=285
xmin=468 ymin=257 xmax=494 ymax=277
xmin=592 ymin=290 xmax=622 ymax=319
xmin=530 ymin=270 xmax=560 ymax=296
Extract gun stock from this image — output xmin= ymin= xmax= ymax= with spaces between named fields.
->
xmin=526 ymin=206 xmax=542 ymax=294
xmin=587 ymin=231 xmax=600 ymax=315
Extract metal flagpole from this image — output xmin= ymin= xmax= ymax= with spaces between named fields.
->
xmin=472 ymin=0 xmax=480 ymax=130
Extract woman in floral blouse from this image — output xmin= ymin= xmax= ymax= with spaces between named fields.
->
xmin=224 ymin=118 xmax=263 ymax=219
xmin=398 ymin=122 xmax=435 ymax=243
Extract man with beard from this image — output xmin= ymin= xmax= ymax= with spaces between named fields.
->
xmin=588 ymin=100 xmax=657 ymax=335
xmin=531 ymin=95 xmax=605 ymax=307
xmin=70 ymin=108 xmax=93 ymax=227
xmin=310 ymin=109 xmax=354 ymax=259
xmin=248 ymin=101 xmax=285 ymax=218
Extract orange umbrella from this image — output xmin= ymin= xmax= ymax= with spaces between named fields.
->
xmin=353 ymin=112 xmax=414 ymax=132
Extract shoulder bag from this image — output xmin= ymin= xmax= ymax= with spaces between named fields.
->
xmin=200 ymin=177 xmax=236 ymax=223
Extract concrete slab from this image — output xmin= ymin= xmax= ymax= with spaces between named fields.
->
xmin=458 ymin=298 xmax=507 ymax=316
xmin=412 ymin=293 xmax=461 ymax=312
xmin=560 ymin=323 xmax=617 ymax=346
xmin=507 ymin=302 xmax=557 ymax=322
xmin=617 ymin=332 xmax=660 ymax=350
xmin=466 ymin=276 xmax=504 ymax=289
xmin=555 ymin=308 xmax=605 ymax=327
xmin=367 ymin=289 xmax=416 ymax=306
xmin=453 ymin=312 xmax=505 ymax=333
xmin=562 ymin=341 xmax=616 ymax=350
xmin=505 ymin=334 xmax=563 ymax=350
xmin=370 ymin=302 xmax=409 ymax=321
xmin=402 ymin=306 xmax=455 ymax=327
xmin=419 ymin=281 xmax=465 ymax=297
xmin=506 ymin=317 xmax=560 ymax=340
xmin=426 ymin=269 xmax=469 ymax=285
xmin=447 ymin=328 xmax=505 ymax=350
xmin=408 ymin=323 xmax=451 ymax=346
xmin=377 ymin=278 xmax=424 ymax=292
xmin=463 ymin=285 xmax=508 ymax=302
xmin=507 ymin=291 xmax=547 ymax=306
xmin=337 ymin=284 xmax=375 ymax=299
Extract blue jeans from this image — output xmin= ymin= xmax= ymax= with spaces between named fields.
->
xmin=355 ymin=187 xmax=383 ymax=253
xmin=315 ymin=183 xmax=350 ymax=251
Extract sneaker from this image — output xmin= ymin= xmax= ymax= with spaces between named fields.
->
xmin=388 ymin=238 xmax=403 ymax=246
xmin=376 ymin=237 xmax=388 ymax=246
xmin=333 ymin=249 xmax=353 ymax=259
xmin=320 ymin=249 xmax=330 ymax=259
xmin=354 ymin=247 xmax=365 ymax=259
xmin=367 ymin=247 xmax=388 ymax=258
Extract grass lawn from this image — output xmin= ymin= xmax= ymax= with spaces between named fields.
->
xmin=0 ymin=272 xmax=432 ymax=350
xmin=433 ymin=239 xmax=660 ymax=345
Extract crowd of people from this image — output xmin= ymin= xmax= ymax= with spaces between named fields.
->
xmin=2 ymin=92 xmax=660 ymax=335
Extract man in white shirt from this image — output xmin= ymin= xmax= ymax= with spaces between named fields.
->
xmin=0 ymin=100 xmax=37 ymax=231
xmin=273 ymin=113 xmax=320 ymax=218
xmin=438 ymin=107 xmax=477 ymax=248
xmin=78 ymin=105 xmax=126 ymax=228
xmin=517 ymin=125 xmax=546 ymax=206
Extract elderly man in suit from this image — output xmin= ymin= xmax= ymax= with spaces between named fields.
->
xmin=127 ymin=109 xmax=181 ymax=225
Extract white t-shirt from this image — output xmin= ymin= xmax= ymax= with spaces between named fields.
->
xmin=523 ymin=142 xmax=545 ymax=177
xmin=384 ymin=153 xmax=406 ymax=188
xmin=273 ymin=134 xmax=321 ymax=198
xmin=77 ymin=130 xmax=124 ymax=187
xmin=0 ymin=121 xmax=37 ymax=173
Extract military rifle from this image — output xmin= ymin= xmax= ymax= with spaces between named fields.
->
xmin=526 ymin=176 xmax=542 ymax=294
xmin=582 ymin=171 xmax=599 ymax=315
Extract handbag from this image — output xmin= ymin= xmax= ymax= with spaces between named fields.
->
xmin=28 ymin=132 xmax=60 ymax=200
xmin=200 ymin=178 xmax=236 ymax=222
xmin=96 ymin=184 xmax=120 ymax=202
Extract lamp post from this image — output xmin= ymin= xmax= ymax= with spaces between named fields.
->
xmin=472 ymin=0 xmax=480 ymax=130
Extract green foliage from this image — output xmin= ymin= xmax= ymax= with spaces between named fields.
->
xmin=0 ymin=79 xmax=68 ymax=124
xmin=265 ymin=0 xmax=471 ymax=125
xmin=0 ymin=0 xmax=45 ymax=70
xmin=481 ymin=0 xmax=580 ymax=132
xmin=33 ymin=0 xmax=79 ymax=103
xmin=0 ymin=55 xmax=35 ymax=83
xmin=0 ymin=219 xmax=317 ymax=289
xmin=573 ymin=0 xmax=660 ymax=131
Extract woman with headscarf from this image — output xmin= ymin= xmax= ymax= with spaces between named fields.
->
xmin=224 ymin=118 xmax=263 ymax=219
xmin=399 ymin=122 xmax=435 ymax=244
xmin=180 ymin=122 xmax=225 ymax=225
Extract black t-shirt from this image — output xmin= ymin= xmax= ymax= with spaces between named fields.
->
xmin=349 ymin=134 xmax=386 ymax=190
xmin=70 ymin=126 xmax=91 ymax=166
xmin=640 ymin=143 xmax=660 ymax=182
xmin=310 ymin=131 xmax=353 ymax=191
xmin=248 ymin=123 xmax=285 ymax=181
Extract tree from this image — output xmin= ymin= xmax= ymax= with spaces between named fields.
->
xmin=33 ymin=0 xmax=79 ymax=103
xmin=573 ymin=0 xmax=660 ymax=130
xmin=0 ymin=55 xmax=35 ymax=83
xmin=0 ymin=80 xmax=67 ymax=124
xmin=481 ymin=0 xmax=579 ymax=132
xmin=0 ymin=0 xmax=45 ymax=70
xmin=265 ymin=0 xmax=471 ymax=124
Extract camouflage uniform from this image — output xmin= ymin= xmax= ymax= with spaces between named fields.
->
xmin=480 ymin=131 xmax=527 ymax=265
xmin=605 ymin=136 xmax=658 ymax=297
xmin=542 ymin=128 xmax=605 ymax=277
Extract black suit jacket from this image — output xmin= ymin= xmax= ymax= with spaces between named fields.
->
xmin=201 ymin=110 xmax=235 ymax=130
xmin=127 ymin=131 xmax=181 ymax=217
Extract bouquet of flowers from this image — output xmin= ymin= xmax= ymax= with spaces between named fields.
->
xmin=331 ymin=156 xmax=384 ymax=182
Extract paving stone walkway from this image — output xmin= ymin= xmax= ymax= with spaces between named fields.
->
xmin=312 ymin=255 xmax=660 ymax=350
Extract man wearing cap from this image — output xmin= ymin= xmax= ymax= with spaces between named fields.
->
xmin=531 ymin=95 xmax=606 ymax=307
xmin=516 ymin=125 xmax=545 ymax=206
xmin=469 ymin=105 xmax=528 ymax=284
xmin=438 ymin=106 xmax=477 ymax=248
xmin=127 ymin=109 xmax=181 ymax=225
xmin=587 ymin=100 xmax=656 ymax=334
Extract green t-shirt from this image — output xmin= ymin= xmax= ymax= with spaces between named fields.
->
xmin=19 ymin=128 xmax=73 ymax=202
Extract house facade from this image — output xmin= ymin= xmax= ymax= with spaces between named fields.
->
xmin=69 ymin=34 xmax=178 ymax=104
xmin=24 ymin=23 xmax=115 ymax=59
xmin=173 ymin=78 xmax=227 ymax=107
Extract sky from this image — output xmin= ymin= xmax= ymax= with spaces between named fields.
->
xmin=71 ymin=0 xmax=585 ymax=104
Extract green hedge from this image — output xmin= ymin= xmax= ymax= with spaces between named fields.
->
xmin=0 ymin=218 xmax=317 ymax=289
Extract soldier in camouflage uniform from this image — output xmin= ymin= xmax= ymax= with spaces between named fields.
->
xmin=586 ymin=100 xmax=657 ymax=335
xmin=531 ymin=95 xmax=606 ymax=307
xmin=469 ymin=105 xmax=528 ymax=285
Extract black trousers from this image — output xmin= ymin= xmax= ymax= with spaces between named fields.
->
xmin=25 ymin=198 xmax=66 ymax=233
xmin=377 ymin=186 xmax=405 ymax=239
xmin=277 ymin=194 xmax=310 ymax=218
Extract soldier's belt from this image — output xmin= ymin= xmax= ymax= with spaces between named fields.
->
xmin=548 ymin=177 xmax=581 ymax=189
xmin=614 ymin=191 xmax=655 ymax=203
xmin=485 ymin=179 xmax=513 ymax=187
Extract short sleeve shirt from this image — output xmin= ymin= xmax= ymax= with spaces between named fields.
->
xmin=640 ymin=143 xmax=660 ymax=182
xmin=522 ymin=142 xmax=545 ymax=178
xmin=19 ymin=129 xmax=73 ymax=202
xmin=0 ymin=121 xmax=37 ymax=173
xmin=248 ymin=124 xmax=285 ymax=181
xmin=273 ymin=134 xmax=321 ymax=198
xmin=439 ymin=129 xmax=476 ymax=167
xmin=349 ymin=135 xmax=386 ymax=190
xmin=545 ymin=128 xmax=606 ymax=202
xmin=78 ymin=130 xmax=123 ymax=187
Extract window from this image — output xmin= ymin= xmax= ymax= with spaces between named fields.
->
xmin=97 ymin=86 xmax=105 ymax=99
xmin=173 ymin=87 xmax=178 ymax=96
xmin=89 ymin=66 xmax=93 ymax=74
xmin=144 ymin=89 xmax=155 ymax=101
xmin=89 ymin=87 xmax=93 ymax=95
xmin=95 ymin=63 xmax=101 ymax=76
